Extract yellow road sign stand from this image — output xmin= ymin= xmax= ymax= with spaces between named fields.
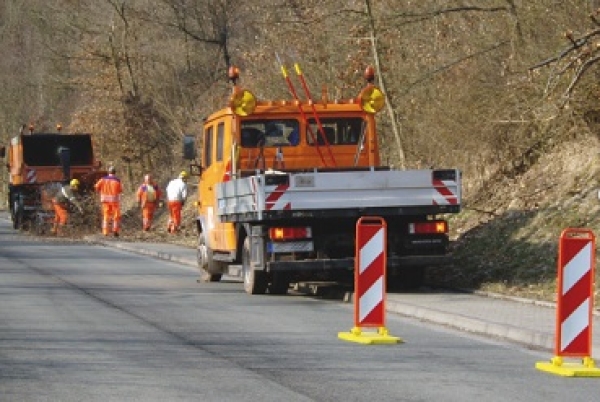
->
xmin=338 ymin=326 xmax=402 ymax=345
xmin=536 ymin=356 xmax=600 ymax=377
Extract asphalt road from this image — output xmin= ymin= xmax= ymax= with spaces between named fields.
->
xmin=1 ymin=220 xmax=599 ymax=401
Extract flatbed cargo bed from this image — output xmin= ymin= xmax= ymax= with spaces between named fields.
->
xmin=217 ymin=168 xmax=461 ymax=222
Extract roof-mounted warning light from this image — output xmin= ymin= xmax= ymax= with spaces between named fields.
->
xmin=228 ymin=66 xmax=256 ymax=116
xmin=358 ymin=66 xmax=385 ymax=114
xmin=56 ymin=123 xmax=63 ymax=132
xmin=228 ymin=66 xmax=240 ymax=85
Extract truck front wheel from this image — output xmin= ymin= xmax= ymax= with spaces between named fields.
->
xmin=12 ymin=199 xmax=23 ymax=230
xmin=197 ymin=233 xmax=223 ymax=282
xmin=242 ymin=237 xmax=267 ymax=295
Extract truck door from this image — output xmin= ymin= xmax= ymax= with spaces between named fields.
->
xmin=199 ymin=119 xmax=236 ymax=253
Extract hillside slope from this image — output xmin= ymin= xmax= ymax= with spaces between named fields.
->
xmin=430 ymin=133 xmax=600 ymax=306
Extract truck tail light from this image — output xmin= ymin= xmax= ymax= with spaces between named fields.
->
xmin=269 ymin=227 xmax=312 ymax=241
xmin=409 ymin=221 xmax=448 ymax=234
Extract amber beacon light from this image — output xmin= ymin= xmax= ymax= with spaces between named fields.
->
xmin=358 ymin=66 xmax=385 ymax=114
xmin=228 ymin=66 xmax=256 ymax=116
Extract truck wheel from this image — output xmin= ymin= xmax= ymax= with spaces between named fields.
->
xmin=197 ymin=233 xmax=223 ymax=282
xmin=242 ymin=237 xmax=267 ymax=295
xmin=12 ymin=200 xmax=23 ymax=230
xmin=33 ymin=213 xmax=44 ymax=236
xmin=268 ymin=273 xmax=290 ymax=295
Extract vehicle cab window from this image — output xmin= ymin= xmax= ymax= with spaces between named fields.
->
xmin=241 ymin=120 xmax=300 ymax=148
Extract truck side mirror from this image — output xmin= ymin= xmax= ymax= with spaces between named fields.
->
xmin=183 ymin=134 xmax=197 ymax=160
xmin=0 ymin=146 xmax=5 ymax=158
xmin=189 ymin=163 xmax=202 ymax=176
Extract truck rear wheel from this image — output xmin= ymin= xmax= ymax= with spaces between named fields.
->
xmin=242 ymin=237 xmax=267 ymax=295
xmin=268 ymin=273 xmax=290 ymax=295
xmin=33 ymin=212 xmax=46 ymax=236
xmin=197 ymin=233 xmax=223 ymax=282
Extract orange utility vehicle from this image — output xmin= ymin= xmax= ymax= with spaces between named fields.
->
xmin=2 ymin=124 xmax=105 ymax=231
xmin=185 ymin=65 xmax=461 ymax=295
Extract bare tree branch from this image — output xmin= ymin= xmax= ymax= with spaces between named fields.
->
xmin=530 ymin=28 xmax=600 ymax=70
xmin=562 ymin=53 xmax=600 ymax=100
xmin=402 ymin=41 xmax=509 ymax=95
xmin=381 ymin=5 xmax=510 ymax=26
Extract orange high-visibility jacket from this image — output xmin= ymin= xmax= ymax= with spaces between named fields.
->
xmin=95 ymin=174 xmax=123 ymax=203
xmin=136 ymin=183 xmax=161 ymax=205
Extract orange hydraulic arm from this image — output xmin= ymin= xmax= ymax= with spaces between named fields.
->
xmin=276 ymin=55 xmax=330 ymax=168
xmin=294 ymin=62 xmax=337 ymax=167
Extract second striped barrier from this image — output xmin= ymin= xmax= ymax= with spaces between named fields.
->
xmin=536 ymin=228 xmax=600 ymax=377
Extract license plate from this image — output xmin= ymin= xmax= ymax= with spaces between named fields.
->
xmin=267 ymin=241 xmax=314 ymax=253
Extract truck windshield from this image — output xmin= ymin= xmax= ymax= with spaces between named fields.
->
xmin=241 ymin=120 xmax=299 ymax=148
xmin=307 ymin=118 xmax=364 ymax=146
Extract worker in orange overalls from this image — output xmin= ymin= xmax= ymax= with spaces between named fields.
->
xmin=165 ymin=170 xmax=189 ymax=233
xmin=94 ymin=166 xmax=123 ymax=237
xmin=50 ymin=179 xmax=84 ymax=236
xmin=136 ymin=173 xmax=162 ymax=232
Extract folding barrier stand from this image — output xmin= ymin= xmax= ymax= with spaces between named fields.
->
xmin=536 ymin=228 xmax=600 ymax=377
xmin=338 ymin=216 xmax=402 ymax=345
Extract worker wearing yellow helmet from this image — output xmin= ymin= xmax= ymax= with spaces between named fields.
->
xmin=165 ymin=170 xmax=189 ymax=233
xmin=50 ymin=179 xmax=84 ymax=236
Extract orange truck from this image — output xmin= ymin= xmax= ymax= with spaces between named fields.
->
xmin=185 ymin=65 xmax=461 ymax=295
xmin=1 ymin=125 xmax=105 ymax=230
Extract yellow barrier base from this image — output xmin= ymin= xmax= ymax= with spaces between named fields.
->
xmin=338 ymin=326 xmax=402 ymax=345
xmin=536 ymin=356 xmax=600 ymax=377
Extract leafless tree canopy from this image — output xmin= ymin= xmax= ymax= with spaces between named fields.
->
xmin=1 ymin=0 xmax=599 ymax=204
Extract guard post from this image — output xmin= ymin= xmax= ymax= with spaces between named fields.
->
xmin=536 ymin=228 xmax=600 ymax=377
xmin=338 ymin=216 xmax=402 ymax=345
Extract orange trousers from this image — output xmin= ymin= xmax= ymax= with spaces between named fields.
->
xmin=52 ymin=202 xmax=69 ymax=234
xmin=141 ymin=203 xmax=157 ymax=231
xmin=101 ymin=202 xmax=121 ymax=235
xmin=167 ymin=201 xmax=183 ymax=233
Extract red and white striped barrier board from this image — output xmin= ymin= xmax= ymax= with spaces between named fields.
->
xmin=355 ymin=216 xmax=387 ymax=328
xmin=536 ymin=228 xmax=599 ymax=377
xmin=338 ymin=216 xmax=401 ymax=344
xmin=555 ymin=228 xmax=595 ymax=357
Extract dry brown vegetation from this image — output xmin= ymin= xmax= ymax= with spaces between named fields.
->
xmin=2 ymin=1 xmax=600 ymax=305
